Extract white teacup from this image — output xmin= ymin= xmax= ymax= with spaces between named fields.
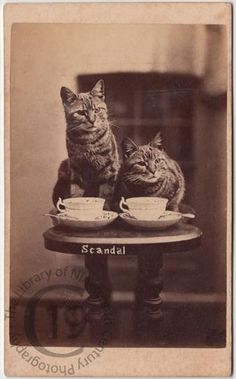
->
xmin=56 ymin=197 xmax=105 ymax=220
xmin=119 ymin=196 xmax=168 ymax=220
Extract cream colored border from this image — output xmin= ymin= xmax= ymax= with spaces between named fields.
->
xmin=4 ymin=3 xmax=232 ymax=377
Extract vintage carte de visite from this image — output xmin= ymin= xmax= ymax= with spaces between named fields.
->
xmin=4 ymin=2 xmax=232 ymax=377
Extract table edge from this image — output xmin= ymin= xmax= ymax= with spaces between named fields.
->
xmin=43 ymin=227 xmax=202 ymax=245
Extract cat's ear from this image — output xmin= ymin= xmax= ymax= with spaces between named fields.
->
xmin=91 ymin=80 xmax=105 ymax=99
xmin=150 ymin=132 xmax=162 ymax=149
xmin=60 ymin=87 xmax=77 ymax=104
xmin=122 ymin=137 xmax=138 ymax=159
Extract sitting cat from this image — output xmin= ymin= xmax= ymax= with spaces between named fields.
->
xmin=52 ymin=80 xmax=120 ymax=209
xmin=113 ymin=132 xmax=185 ymax=211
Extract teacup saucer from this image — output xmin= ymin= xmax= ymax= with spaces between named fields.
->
xmin=48 ymin=211 xmax=118 ymax=230
xmin=119 ymin=211 xmax=182 ymax=230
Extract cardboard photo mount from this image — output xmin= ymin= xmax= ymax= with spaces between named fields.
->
xmin=4 ymin=3 xmax=232 ymax=377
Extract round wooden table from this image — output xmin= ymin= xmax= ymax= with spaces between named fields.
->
xmin=43 ymin=221 xmax=202 ymax=320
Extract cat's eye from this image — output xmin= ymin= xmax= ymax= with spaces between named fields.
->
xmin=76 ymin=110 xmax=85 ymax=116
xmin=94 ymin=108 xmax=100 ymax=113
xmin=138 ymin=162 xmax=146 ymax=167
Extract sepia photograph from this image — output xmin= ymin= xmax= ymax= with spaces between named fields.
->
xmin=4 ymin=3 xmax=232 ymax=377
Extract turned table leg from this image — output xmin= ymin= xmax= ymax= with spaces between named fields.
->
xmin=85 ymin=255 xmax=111 ymax=319
xmin=136 ymin=252 xmax=163 ymax=320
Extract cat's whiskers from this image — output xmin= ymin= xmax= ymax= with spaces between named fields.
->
xmin=109 ymin=119 xmax=120 ymax=130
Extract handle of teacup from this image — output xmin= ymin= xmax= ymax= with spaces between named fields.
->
xmin=56 ymin=197 xmax=66 ymax=213
xmin=119 ymin=197 xmax=129 ymax=213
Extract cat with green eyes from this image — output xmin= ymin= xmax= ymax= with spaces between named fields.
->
xmin=113 ymin=132 xmax=185 ymax=211
xmin=52 ymin=80 xmax=119 ymax=208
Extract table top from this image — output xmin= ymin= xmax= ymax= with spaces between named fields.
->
xmin=43 ymin=220 xmax=202 ymax=255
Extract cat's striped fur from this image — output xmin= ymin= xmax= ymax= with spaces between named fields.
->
xmin=53 ymin=80 xmax=119 ymax=208
xmin=113 ymin=133 xmax=185 ymax=211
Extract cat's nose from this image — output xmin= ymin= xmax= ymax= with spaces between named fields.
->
xmin=149 ymin=163 xmax=156 ymax=175
xmin=88 ymin=110 xmax=96 ymax=124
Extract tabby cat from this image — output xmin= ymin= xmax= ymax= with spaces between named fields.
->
xmin=52 ymin=80 xmax=119 ymax=208
xmin=113 ymin=132 xmax=185 ymax=211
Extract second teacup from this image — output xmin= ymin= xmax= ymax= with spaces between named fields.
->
xmin=119 ymin=196 xmax=168 ymax=220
